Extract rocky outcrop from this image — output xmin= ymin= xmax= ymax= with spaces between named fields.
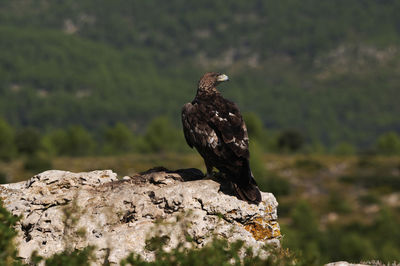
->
xmin=0 ymin=168 xmax=281 ymax=264
xmin=325 ymin=262 xmax=368 ymax=266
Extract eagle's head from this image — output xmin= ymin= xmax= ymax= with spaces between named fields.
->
xmin=197 ymin=72 xmax=229 ymax=92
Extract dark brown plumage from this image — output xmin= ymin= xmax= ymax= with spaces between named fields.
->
xmin=181 ymin=72 xmax=262 ymax=204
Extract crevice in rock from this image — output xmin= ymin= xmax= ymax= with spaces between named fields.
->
xmin=196 ymin=198 xmax=252 ymax=225
xmin=92 ymin=229 xmax=102 ymax=238
xmin=31 ymin=199 xmax=71 ymax=212
xmin=121 ymin=209 xmax=136 ymax=223
xmin=146 ymin=191 xmax=158 ymax=203
xmin=102 ymin=248 xmax=111 ymax=266
xmin=46 ymin=179 xmax=59 ymax=185
xmin=21 ymin=223 xmax=33 ymax=242
xmin=195 ymin=198 xmax=231 ymax=224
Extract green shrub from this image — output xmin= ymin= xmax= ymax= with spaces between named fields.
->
xmin=294 ymin=158 xmax=324 ymax=171
xmin=0 ymin=171 xmax=7 ymax=184
xmin=102 ymin=123 xmax=136 ymax=154
xmin=358 ymin=192 xmax=381 ymax=205
xmin=327 ymin=191 xmax=352 ymax=214
xmin=277 ymin=130 xmax=304 ymax=153
xmin=376 ymin=132 xmax=400 ymax=156
xmin=357 ymin=155 xmax=378 ymax=168
xmin=332 ymin=142 xmax=356 ymax=156
xmin=142 ymin=116 xmax=188 ymax=153
xmin=0 ymin=118 xmax=17 ymax=161
xmin=43 ymin=126 xmax=95 ymax=156
xmin=249 ymin=140 xmax=267 ymax=180
xmin=337 ymin=233 xmax=376 ymax=262
xmin=303 ymin=141 xmax=326 ymax=155
xmin=23 ymin=152 xmax=52 ymax=173
xmin=0 ymin=199 xmax=21 ymax=266
xmin=122 ymin=236 xmax=298 ymax=266
xmin=283 ymin=201 xmax=322 ymax=265
xmin=249 ymin=140 xmax=291 ymax=196
xmin=257 ymin=174 xmax=291 ymax=197
xmin=39 ymin=247 xmax=95 ymax=266
xmin=340 ymin=175 xmax=400 ymax=192
xmin=15 ymin=128 xmax=41 ymax=155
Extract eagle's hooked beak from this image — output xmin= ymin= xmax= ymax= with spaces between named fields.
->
xmin=217 ymin=74 xmax=229 ymax=82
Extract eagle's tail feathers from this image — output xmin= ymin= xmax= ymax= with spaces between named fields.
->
xmin=233 ymin=182 xmax=262 ymax=204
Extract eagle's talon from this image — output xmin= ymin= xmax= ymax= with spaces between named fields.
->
xmin=204 ymin=172 xmax=213 ymax=180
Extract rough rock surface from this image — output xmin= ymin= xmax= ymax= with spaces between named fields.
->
xmin=325 ymin=262 xmax=368 ymax=266
xmin=0 ymin=168 xmax=281 ymax=264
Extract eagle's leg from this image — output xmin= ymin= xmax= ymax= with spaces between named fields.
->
xmin=204 ymin=160 xmax=214 ymax=179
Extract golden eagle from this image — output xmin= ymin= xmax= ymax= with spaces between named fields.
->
xmin=181 ymin=72 xmax=262 ymax=204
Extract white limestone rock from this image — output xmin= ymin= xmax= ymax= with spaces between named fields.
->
xmin=0 ymin=168 xmax=281 ymax=264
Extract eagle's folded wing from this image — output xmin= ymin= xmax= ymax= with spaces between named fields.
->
xmin=181 ymin=103 xmax=196 ymax=148
xmin=208 ymin=105 xmax=249 ymax=159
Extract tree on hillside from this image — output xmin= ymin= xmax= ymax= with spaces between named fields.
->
xmin=43 ymin=126 xmax=95 ymax=156
xmin=102 ymin=123 xmax=135 ymax=154
xmin=142 ymin=116 xmax=187 ymax=153
xmin=277 ymin=129 xmax=304 ymax=152
xmin=15 ymin=127 xmax=41 ymax=155
xmin=376 ymin=132 xmax=400 ymax=155
xmin=0 ymin=118 xmax=16 ymax=161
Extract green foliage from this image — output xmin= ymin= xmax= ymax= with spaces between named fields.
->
xmin=250 ymin=140 xmax=291 ymax=196
xmin=0 ymin=117 xmax=16 ymax=161
xmin=44 ymin=126 xmax=95 ymax=156
xmin=40 ymin=247 xmax=95 ymax=266
xmin=336 ymin=233 xmax=376 ymax=262
xmin=304 ymin=141 xmax=326 ymax=155
xmin=0 ymin=2 xmax=399 ymax=148
xmin=258 ymin=174 xmax=291 ymax=197
xmin=283 ymin=201 xmax=322 ymax=265
xmin=282 ymin=200 xmax=400 ymax=264
xmin=142 ymin=116 xmax=189 ymax=153
xmin=340 ymin=175 xmax=400 ymax=192
xmin=358 ymin=192 xmax=381 ymax=206
xmin=0 ymin=171 xmax=7 ymax=184
xmin=376 ymin=132 xmax=400 ymax=155
xmin=23 ymin=152 xmax=52 ymax=173
xmin=290 ymin=201 xmax=320 ymax=243
xmin=0 ymin=199 xmax=21 ymax=266
xmin=332 ymin=142 xmax=356 ymax=156
xmin=41 ymin=129 xmax=68 ymax=156
xmin=122 ymin=236 xmax=298 ymax=266
xmin=102 ymin=123 xmax=135 ymax=154
xmin=277 ymin=130 xmax=304 ymax=153
xmin=327 ymin=191 xmax=352 ymax=214
xmin=64 ymin=126 xmax=96 ymax=156
xmin=373 ymin=208 xmax=400 ymax=249
xmin=249 ymin=140 xmax=267 ymax=179
xmin=15 ymin=128 xmax=41 ymax=155
xmin=294 ymin=158 xmax=324 ymax=171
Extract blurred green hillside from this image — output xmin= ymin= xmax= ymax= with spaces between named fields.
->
xmin=1 ymin=0 xmax=400 ymax=147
